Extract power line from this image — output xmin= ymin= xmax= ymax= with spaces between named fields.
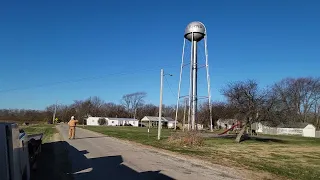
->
xmin=164 ymin=76 xmax=176 ymax=98
xmin=0 ymin=64 xmax=179 ymax=93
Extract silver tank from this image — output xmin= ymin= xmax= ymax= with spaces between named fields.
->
xmin=184 ymin=21 xmax=206 ymax=42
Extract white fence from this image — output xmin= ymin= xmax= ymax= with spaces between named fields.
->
xmin=277 ymin=128 xmax=303 ymax=135
xmin=258 ymin=124 xmax=320 ymax=138
xmin=260 ymin=126 xmax=303 ymax=135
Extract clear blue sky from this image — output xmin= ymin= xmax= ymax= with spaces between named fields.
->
xmin=0 ymin=0 xmax=319 ymax=110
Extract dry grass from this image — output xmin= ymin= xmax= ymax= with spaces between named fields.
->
xmin=22 ymin=124 xmax=57 ymax=143
xmin=167 ymin=131 xmax=204 ymax=147
xmin=200 ymin=137 xmax=320 ymax=180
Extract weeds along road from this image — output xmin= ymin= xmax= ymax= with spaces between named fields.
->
xmin=56 ymin=124 xmax=245 ymax=180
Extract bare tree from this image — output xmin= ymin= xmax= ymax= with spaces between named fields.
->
xmin=88 ymin=96 xmax=105 ymax=116
xmin=272 ymin=77 xmax=320 ymax=123
xmin=209 ymin=102 xmax=238 ymax=127
xmin=136 ymin=104 xmax=158 ymax=119
xmin=222 ymin=80 xmax=269 ymax=143
xmin=162 ymin=105 xmax=175 ymax=118
xmin=315 ymin=103 xmax=320 ymax=130
xmin=122 ymin=92 xmax=147 ymax=117
xmin=100 ymin=102 xmax=129 ymax=118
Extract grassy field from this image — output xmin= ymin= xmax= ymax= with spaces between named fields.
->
xmin=83 ymin=126 xmax=320 ymax=180
xmin=22 ymin=124 xmax=57 ymax=143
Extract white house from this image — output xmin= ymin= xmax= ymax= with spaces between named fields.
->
xmin=86 ymin=117 xmax=104 ymax=126
xmin=216 ymin=119 xmax=239 ymax=129
xmin=141 ymin=116 xmax=204 ymax=130
xmin=86 ymin=117 xmax=139 ymax=127
xmin=107 ymin=118 xmax=139 ymax=127
xmin=141 ymin=116 xmax=175 ymax=128
xmin=165 ymin=117 xmax=175 ymax=129
xmin=182 ymin=124 xmax=204 ymax=130
xmin=106 ymin=117 xmax=118 ymax=126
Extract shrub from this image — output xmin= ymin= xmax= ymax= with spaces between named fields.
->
xmin=167 ymin=131 xmax=204 ymax=147
xmin=98 ymin=118 xmax=106 ymax=126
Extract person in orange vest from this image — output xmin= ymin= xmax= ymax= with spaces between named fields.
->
xmin=68 ymin=116 xmax=79 ymax=139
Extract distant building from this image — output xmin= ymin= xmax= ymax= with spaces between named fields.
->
xmin=216 ymin=119 xmax=239 ymax=129
xmin=86 ymin=117 xmax=139 ymax=127
xmin=141 ymin=116 xmax=204 ymax=130
xmin=86 ymin=117 xmax=104 ymax=126
xmin=183 ymin=124 xmax=204 ymax=130
xmin=141 ymin=116 xmax=175 ymax=128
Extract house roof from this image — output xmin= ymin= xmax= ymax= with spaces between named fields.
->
xmin=163 ymin=117 xmax=175 ymax=122
xmin=87 ymin=117 xmax=138 ymax=121
xmin=141 ymin=116 xmax=175 ymax=122
xmin=87 ymin=117 xmax=105 ymax=119
xmin=107 ymin=118 xmax=138 ymax=121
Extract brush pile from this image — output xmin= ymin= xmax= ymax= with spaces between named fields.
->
xmin=167 ymin=131 xmax=204 ymax=147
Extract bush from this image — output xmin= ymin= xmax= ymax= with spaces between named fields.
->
xmin=98 ymin=118 xmax=106 ymax=126
xmin=167 ymin=131 xmax=204 ymax=147
xmin=176 ymin=123 xmax=183 ymax=130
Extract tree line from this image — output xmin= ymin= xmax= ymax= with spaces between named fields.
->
xmin=0 ymin=77 xmax=319 ymax=129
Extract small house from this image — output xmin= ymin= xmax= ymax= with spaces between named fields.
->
xmin=141 ymin=116 xmax=175 ymax=128
xmin=106 ymin=118 xmax=139 ymax=127
xmin=165 ymin=117 xmax=175 ymax=128
xmin=86 ymin=117 xmax=105 ymax=126
xmin=302 ymin=124 xmax=316 ymax=137
xmin=216 ymin=119 xmax=239 ymax=129
xmin=182 ymin=124 xmax=204 ymax=130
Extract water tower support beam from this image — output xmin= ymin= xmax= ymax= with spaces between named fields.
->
xmin=174 ymin=38 xmax=186 ymax=130
xmin=191 ymin=40 xmax=198 ymax=130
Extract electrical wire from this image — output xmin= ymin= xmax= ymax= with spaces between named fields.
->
xmin=164 ymin=76 xmax=176 ymax=98
xmin=0 ymin=64 xmax=179 ymax=93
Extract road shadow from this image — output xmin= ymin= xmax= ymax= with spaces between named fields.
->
xmin=72 ymin=136 xmax=107 ymax=140
xmin=30 ymin=141 xmax=73 ymax=180
xmin=68 ymin=142 xmax=174 ymax=180
xmin=247 ymin=136 xmax=287 ymax=143
xmin=32 ymin=141 xmax=174 ymax=180
xmin=206 ymin=134 xmax=287 ymax=143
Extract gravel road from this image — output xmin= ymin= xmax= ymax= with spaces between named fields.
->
xmin=56 ymin=124 xmax=246 ymax=180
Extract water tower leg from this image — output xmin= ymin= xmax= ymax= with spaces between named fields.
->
xmin=191 ymin=40 xmax=198 ymax=130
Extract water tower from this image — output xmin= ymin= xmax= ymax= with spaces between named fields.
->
xmin=174 ymin=21 xmax=213 ymax=131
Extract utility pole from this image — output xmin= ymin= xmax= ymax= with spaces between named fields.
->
xmin=52 ymin=100 xmax=57 ymax=124
xmin=158 ymin=69 xmax=164 ymax=140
